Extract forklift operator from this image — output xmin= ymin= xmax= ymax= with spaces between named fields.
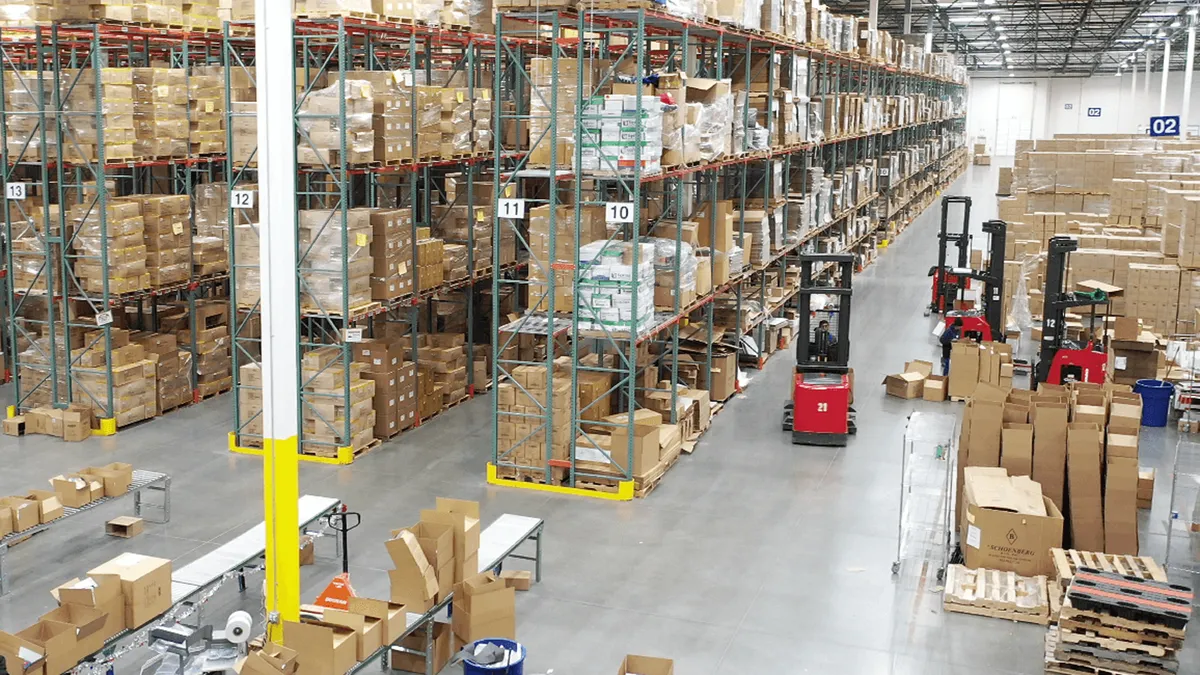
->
xmin=810 ymin=319 xmax=838 ymax=361
xmin=939 ymin=317 xmax=964 ymax=375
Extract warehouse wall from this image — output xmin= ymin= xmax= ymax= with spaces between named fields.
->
xmin=967 ymin=71 xmax=1200 ymax=152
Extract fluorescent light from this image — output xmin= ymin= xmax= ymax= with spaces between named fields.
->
xmin=984 ymin=0 xmax=996 ymax=4
xmin=1007 ymin=65 xmax=1014 ymax=70
xmin=1189 ymin=7 xmax=1198 ymax=16
xmin=1003 ymin=49 xmax=1012 ymax=54
xmin=1172 ymin=20 xmax=1182 ymax=27
xmin=1142 ymin=11 xmax=1181 ymax=17
xmin=949 ymin=15 xmax=983 ymax=23
xmin=1138 ymin=46 xmax=1147 ymax=52
xmin=1115 ymin=38 xmax=1143 ymax=42
xmin=1159 ymin=31 xmax=1168 ymax=37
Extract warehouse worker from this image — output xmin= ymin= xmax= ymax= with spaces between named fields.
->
xmin=940 ymin=317 xmax=963 ymax=376
xmin=812 ymin=319 xmax=837 ymax=362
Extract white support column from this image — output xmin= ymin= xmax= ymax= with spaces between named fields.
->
xmin=869 ymin=0 xmax=878 ymax=31
xmin=1132 ymin=64 xmax=1138 ymax=100
xmin=1144 ymin=50 xmax=1151 ymax=95
xmin=1185 ymin=16 xmax=1197 ymax=139
xmin=255 ymin=0 xmax=301 ymax=644
xmin=1161 ymin=40 xmax=1172 ymax=117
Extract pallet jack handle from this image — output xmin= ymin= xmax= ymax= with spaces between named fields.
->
xmin=328 ymin=509 xmax=361 ymax=574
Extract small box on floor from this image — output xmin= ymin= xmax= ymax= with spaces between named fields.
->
xmin=619 ymin=655 xmax=675 ymax=675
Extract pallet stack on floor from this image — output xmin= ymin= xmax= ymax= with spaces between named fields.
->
xmin=1045 ymin=568 xmax=1192 ymax=675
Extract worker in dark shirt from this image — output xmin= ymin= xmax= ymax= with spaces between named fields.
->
xmin=940 ymin=317 xmax=963 ymax=376
xmin=812 ymin=319 xmax=838 ymax=362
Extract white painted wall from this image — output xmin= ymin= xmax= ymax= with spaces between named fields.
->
xmin=966 ymin=69 xmax=1200 ymax=152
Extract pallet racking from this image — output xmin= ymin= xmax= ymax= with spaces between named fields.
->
xmin=1 ymin=22 xmax=232 ymax=429
xmin=224 ymin=17 xmax=517 ymax=463
xmin=487 ymin=7 xmax=967 ymax=497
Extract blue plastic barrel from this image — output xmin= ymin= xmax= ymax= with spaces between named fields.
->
xmin=1134 ymin=379 xmax=1173 ymax=427
xmin=462 ymin=639 xmax=526 ymax=675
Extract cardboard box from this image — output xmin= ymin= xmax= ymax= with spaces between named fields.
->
xmin=1137 ymin=467 xmax=1155 ymax=509
xmin=1031 ymin=401 xmax=1069 ymax=510
xmin=319 ymin=608 xmax=382 ymax=661
xmin=882 ymin=361 xmax=931 ymax=399
xmin=346 ymin=597 xmax=406 ymax=644
xmin=52 ymin=575 xmax=124 ymax=642
xmin=389 ymin=622 xmax=452 ymax=674
xmin=50 ymin=475 xmax=94 ymax=508
xmin=385 ymin=530 xmax=439 ymax=612
xmin=923 ymin=375 xmax=947 ymax=401
xmin=947 ymin=341 xmax=980 ymax=399
xmin=105 ymin=516 xmax=144 ymax=539
xmin=1106 ymin=430 xmax=1139 ymax=460
xmin=1066 ymin=423 xmax=1105 ymax=552
xmin=1105 ymin=456 xmax=1139 ymax=554
xmin=603 ymin=409 xmax=663 ymax=477
xmin=39 ymin=603 xmax=107 ymax=659
xmin=23 ymin=490 xmax=63 ymax=523
xmin=1000 ymin=423 xmax=1033 ymax=478
xmin=500 ymin=570 xmax=532 ymax=591
xmin=619 ymin=655 xmax=675 ymax=675
xmin=16 ymin=620 xmax=75 ymax=675
xmin=239 ymin=643 xmax=299 ymax=675
xmin=960 ymin=467 xmax=1064 ymax=576
xmin=0 ymin=497 xmax=39 ymax=532
xmin=88 ymin=553 xmax=172 ymax=629
xmin=451 ymin=572 xmax=516 ymax=643
xmin=0 ymin=631 xmax=46 ymax=675
xmin=2 ymin=416 xmax=24 ymax=436
xmin=283 ymin=620 xmax=358 ymax=675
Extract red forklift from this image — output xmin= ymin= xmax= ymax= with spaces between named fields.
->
xmin=926 ymin=196 xmax=972 ymax=316
xmin=782 ymin=253 xmax=856 ymax=446
xmin=942 ymin=219 xmax=1008 ymax=343
xmin=1034 ymin=236 xmax=1109 ymax=387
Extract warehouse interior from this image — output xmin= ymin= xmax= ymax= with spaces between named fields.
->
xmin=1 ymin=0 xmax=1199 ymax=674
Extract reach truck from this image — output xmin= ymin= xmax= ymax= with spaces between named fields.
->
xmin=1034 ymin=236 xmax=1109 ymax=387
xmin=942 ymin=219 xmax=1008 ymax=343
xmin=782 ymin=253 xmax=856 ymax=446
xmin=926 ymin=196 xmax=972 ymax=316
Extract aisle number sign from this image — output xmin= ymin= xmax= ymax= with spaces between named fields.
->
xmin=1149 ymin=116 xmax=1180 ymax=137
xmin=231 ymin=190 xmax=255 ymax=209
xmin=1087 ymin=107 xmax=1102 ymax=117
xmin=5 ymin=182 xmax=28 ymax=200
xmin=605 ymin=202 xmax=635 ymax=224
xmin=498 ymin=198 xmax=525 ymax=219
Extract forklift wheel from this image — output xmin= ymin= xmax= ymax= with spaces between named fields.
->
xmin=923 ymin=306 xmax=932 ymax=318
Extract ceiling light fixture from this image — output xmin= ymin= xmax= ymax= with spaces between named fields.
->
xmin=949 ymin=15 xmax=983 ymax=23
xmin=1189 ymin=7 xmax=1199 ymax=16
xmin=1172 ymin=20 xmax=1182 ymax=27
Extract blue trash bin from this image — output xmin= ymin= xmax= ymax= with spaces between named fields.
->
xmin=462 ymin=638 xmax=525 ymax=675
xmin=1134 ymin=379 xmax=1173 ymax=427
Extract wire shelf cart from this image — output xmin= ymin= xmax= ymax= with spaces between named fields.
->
xmin=893 ymin=410 xmax=957 ymax=581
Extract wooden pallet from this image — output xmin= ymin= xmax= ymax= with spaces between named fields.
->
xmin=1053 ymin=643 xmax=1178 ymax=675
xmin=1051 ymin=548 xmax=1168 ymax=588
xmin=302 ymin=437 xmax=380 ymax=460
xmin=1059 ymin=598 xmax=1187 ymax=643
xmin=1058 ymin=628 xmax=1171 ymax=659
xmin=941 ymin=564 xmax=1051 ymax=625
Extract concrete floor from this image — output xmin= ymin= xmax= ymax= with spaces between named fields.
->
xmin=1 ymin=160 xmax=1197 ymax=674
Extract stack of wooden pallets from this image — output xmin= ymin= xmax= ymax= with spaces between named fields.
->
xmin=1045 ymin=568 xmax=1192 ymax=675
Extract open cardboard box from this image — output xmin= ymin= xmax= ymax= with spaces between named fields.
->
xmin=960 ymin=467 xmax=1063 ymax=576
xmin=882 ymin=360 xmax=932 ymax=399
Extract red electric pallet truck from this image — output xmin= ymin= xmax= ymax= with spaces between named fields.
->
xmin=941 ymin=219 xmax=1008 ymax=343
xmin=782 ymin=253 xmax=856 ymax=446
xmin=1033 ymin=236 xmax=1109 ymax=387
xmin=926 ymin=196 xmax=972 ymax=316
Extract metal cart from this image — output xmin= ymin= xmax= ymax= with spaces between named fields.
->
xmin=893 ymin=411 xmax=958 ymax=581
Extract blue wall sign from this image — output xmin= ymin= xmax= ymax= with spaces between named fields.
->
xmin=1149 ymin=116 xmax=1180 ymax=137
xmin=1087 ymin=107 xmax=1102 ymax=117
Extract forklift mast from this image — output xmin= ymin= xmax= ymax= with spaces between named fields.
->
xmin=795 ymin=253 xmax=855 ymax=374
xmin=934 ymin=196 xmax=972 ymax=302
xmin=947 ymin=219 xmax=1007 ymax=341
xmin=1035 ymin=236 xmax=1109 ymax=382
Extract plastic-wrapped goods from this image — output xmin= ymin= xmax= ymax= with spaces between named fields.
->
xmin=529 ymin=57 xmax=599 ymax=169
xmin=132 ymin=68 xmax=188 ymax=159
xmin=69 ymin=201 xmax=150 ymax=295
xmin=297 ymin=208 xmax=374 ymax=313
xmin=807 ymin=99 xmax=824 ymax=144
xmin=378 ymin=0 xmax=440 ymax=24
xmin=189 ymin=70 xmax=225 ymax=155
xmin=0 ymin=0 xmax=88 ymax=23
xmin=117 ymin=194 xmax=192 ymax=288
xmin=90 ymin=0 xmax=184 ymax=25
xmin=233 ymin=223 xmax=261 ymax=307
xmin=301 ymin=347 xmax=376 ymax=454
xmin=741 ymin=0 xmax=762 ymax=29
xmin=666 ymin=0 xmax=702 ymax=20
xmin=442 ymin=0 xmax=469 ymax=26
xmin=651 ymin=238 xmax=698 ymax=309
xmin=297 ymin=80 xmax=374 ymax=166
xmin=56 ymin=68 xmax=137 ymax=163
xmin=579 ymin=93 xmax=664 ymax=175
xmin=576 ymin=240 xmax=656 ymax=336
xmin=296 ymin=0 xmax=374 ymax=14
xmin=440 ymin=88 xmax=473 ymax=156
xmin=687 ymin=78 xmax=733 ymax=162
xmin=195 ymin=182 xmax=233 ymax=245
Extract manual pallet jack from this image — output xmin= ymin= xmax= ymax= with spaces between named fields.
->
xmin=941 ymin=219 xmax=1008 ymax=343
xmin=1034 ymin=236 xmax=1109 ymax=387
xmin=926 ymin=196 xmax=972 ymax=316
xmin=782 ymin=253 xmax=856 ymax=446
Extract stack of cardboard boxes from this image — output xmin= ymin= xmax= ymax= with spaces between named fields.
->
xmin=188 ymin=68 xmax=226 ymax=155
xmin=301 ymin=346 xmax=376 ymax=456
xmin=120 ymin=195 xmax=191 ymax=289
xmin=73 ymin=328 xmax=158 ymax=427
xmin=297 ymin=80 xmax=374 ymax=166
xmin=439 ymin=88 xmax=472 ymax=157
xmin=60 ymin=67 xmax=136 ymax=163
xmin=354 ymin=338 xmax=417 ymax=440
xmin=132 ymin=68 xmax=188 ymax=160
xmin=415 ymin=230 xmax=445 ymax=292
xmin=132 ymin=331 xmax=191 ymax=413
xmin=527 ymin=204 xmax=606 ymax=313
xmin=187 ymin=300 xmax=232 ymax=398
xmin=298 ymin=209 xmax=374 ymax=313
xmin=406 ymin=333 xmax=467 ymax=407
xmin=0 ymin=549 xmax=172 ymax=675
xmin=495 ymin=364 xmax=572 ymax=474
xmin=70 ymin=200 xmax=149 ymax=295
xmin=368 ymin=208 xmax=415 ymax=302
